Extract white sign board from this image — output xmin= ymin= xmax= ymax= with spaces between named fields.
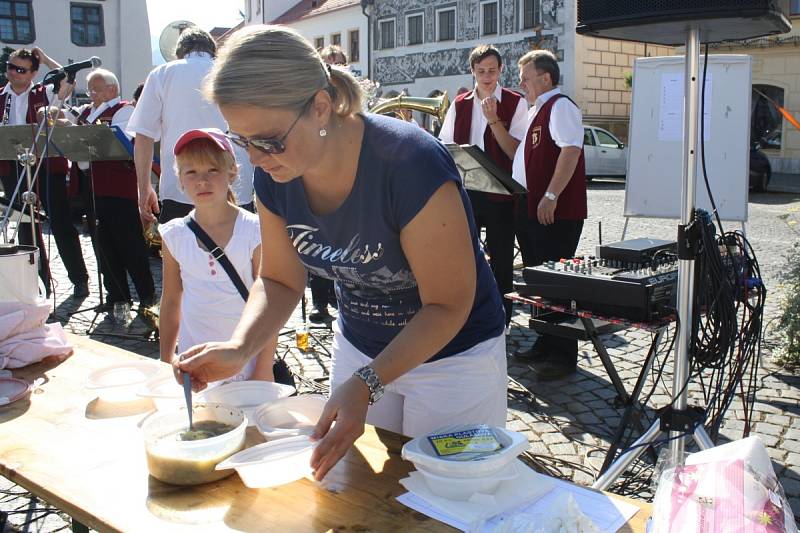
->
xmin=624 ymin=55 xmax=751 ymax=221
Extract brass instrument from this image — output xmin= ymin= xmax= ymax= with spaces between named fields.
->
xmin=370 ymin=92 xmax=450 ymax=125
xmin=143 ymin=221 xmax=162 ymax=251
xmin=140 ymin=303 xmax=159 ymax=334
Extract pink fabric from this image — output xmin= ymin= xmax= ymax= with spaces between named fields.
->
xmin=0 ymin=301 xmax=72 ymax=369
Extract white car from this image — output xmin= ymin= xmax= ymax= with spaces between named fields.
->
xmin=583 ymin=125 xmax=627 ymax=179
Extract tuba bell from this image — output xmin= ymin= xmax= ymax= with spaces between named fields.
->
xmin=370 ymin=92 xmax=450 ymax=126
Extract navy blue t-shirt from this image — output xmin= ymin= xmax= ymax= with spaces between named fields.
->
xmin=255 ymin=113 xmax=504 ymax=361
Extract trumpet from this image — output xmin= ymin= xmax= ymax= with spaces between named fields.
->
xmin=143 ymin=221 xmax=162 ymax=251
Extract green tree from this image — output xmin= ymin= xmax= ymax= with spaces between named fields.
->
xmin=0 ymin=47 xmax=14 ymax=87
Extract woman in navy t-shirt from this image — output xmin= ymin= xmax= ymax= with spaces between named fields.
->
xmin=178 ymin=25 xmax=507 ymax=481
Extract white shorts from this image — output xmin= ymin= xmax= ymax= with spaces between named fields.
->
xmin=330 ymin=326 xmax=508 ymax=437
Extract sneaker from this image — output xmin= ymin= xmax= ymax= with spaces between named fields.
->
xmin=530 ymin=360 xmax=577 ymax=381
xmin=72 ymin=281 xmax=89 ymax=298
xmin=309 ymin=309 xmax=331 ymax=324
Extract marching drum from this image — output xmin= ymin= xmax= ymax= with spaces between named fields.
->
xmin=0 ymin=244 xmax=40 ymax=304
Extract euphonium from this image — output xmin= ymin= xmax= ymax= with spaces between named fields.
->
xmin=370 ymin=91 xmax=450 ymax=125
xmin=143 ymin=221 xmax=162 ymax=250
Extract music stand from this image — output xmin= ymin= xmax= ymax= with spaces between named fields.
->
xmin=446 ymin=143 xmax=527 ymax=196
xmin=52 ymin=125 xmax=133 ymax=333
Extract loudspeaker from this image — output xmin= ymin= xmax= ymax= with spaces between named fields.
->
xmin=577 ymin=0 xmax=790 ymax=45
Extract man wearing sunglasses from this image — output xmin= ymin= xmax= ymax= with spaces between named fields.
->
xmin=128 ymin=27 xmax=255 ymax=225
xmin=0 ymin=47 xmax=90 ymax=299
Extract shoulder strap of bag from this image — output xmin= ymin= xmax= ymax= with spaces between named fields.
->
xmin=184 ymin=215 xmax=249 ymax=301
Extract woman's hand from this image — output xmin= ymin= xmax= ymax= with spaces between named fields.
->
xmin=310 ymin=376 xmax=370 ymax=481
xmin=175 ymin=341 xmax=250 ymax=391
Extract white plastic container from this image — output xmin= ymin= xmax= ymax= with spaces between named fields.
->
xmin=137 ymin=374 xmax=185 ymax=410
xmin=199 ymin=380 xmax=296 ymax=425
xmin=402 ymin=425 xmax=529 ymax=479
xmin=253 ymin=395 xmax=326 ymax=439
xmin=142 ymin=402 xmax=247 ymax=486
xmin=417 ymin=461 xmax=519 ymax=500
xmin=216 ymin=435 xmax=315 ymax=489
xmin=85 ymin=361 xmax=160 ymax=403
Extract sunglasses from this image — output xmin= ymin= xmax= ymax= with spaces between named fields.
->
xmin=226 ymin=95 xmax=315 ymax=155
xmin=6 ymin=63 xmax=31 ymax=74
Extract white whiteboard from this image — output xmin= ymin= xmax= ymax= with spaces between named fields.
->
xmin=624 ymin=55 xmax=751 ymax=221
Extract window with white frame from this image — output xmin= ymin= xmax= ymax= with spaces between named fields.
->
xmin=521 ymin=0 xmax=539 ymax=29
xmin=481 ymin=1 xmax=498 ymax=36
xmin=436 ymin=7 xmax=455 ymax=41
xmin=379 ymin=17 xmax=395 ymax=49
xmin=331 ymin=32 xmax=341 ymax=46
xmin=314 ymin=36 xmax=324 ymax=49
xmin=406 ymin=12 xmax=423 ymax=45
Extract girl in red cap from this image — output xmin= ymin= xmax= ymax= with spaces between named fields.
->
xmin=158 ymin=128 xmax=278 ymax=384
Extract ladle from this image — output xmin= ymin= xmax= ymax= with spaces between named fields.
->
xmin=182 ymin=372 xmax=193 ymax=430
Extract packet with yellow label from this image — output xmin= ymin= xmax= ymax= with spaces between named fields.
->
xmin=427 ymin=425 xmax=503 ymax=461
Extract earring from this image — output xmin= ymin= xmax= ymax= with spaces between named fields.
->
xmin=319 ymin=128 xmax=327 ymax=137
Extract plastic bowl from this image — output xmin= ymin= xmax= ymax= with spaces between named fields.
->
xmin=216 ymin=435 xmax=315 ymax=489
xmin=141 ymin=402 xmax=247 ymax=486
xmin=402 ymin=425 xmax=529 ymax=479
xmin=253 ymin=395 xmax=327 ymax=439
xmin=199 ymin=380 xmax=296 ymax=425
xmin=417 ymin=461 xmax=519 ymax=500
xmin=137 ymin=374 xmax=185 ymax=411
xmin=86 ymin=361 xmax=161 ymax=403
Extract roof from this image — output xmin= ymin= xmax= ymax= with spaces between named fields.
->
xmin=271 ymin=0 xmax=360 ymax=25
xmin=209 ymin=27 xmax=232 ymax=39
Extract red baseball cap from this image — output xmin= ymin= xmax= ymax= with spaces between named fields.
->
xmin=173 ymin=128 xmax=235 ymax=156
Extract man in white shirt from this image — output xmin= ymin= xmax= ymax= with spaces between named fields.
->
xmin=0 ymin=47 xmax=89 ymax=298
xmin=439 ymin=45 xmax=528 ymax=329
xmin=128 ymin=28 xmax=255 ymax=224
xmin=512 ymin=50 xmax=587 ymax=380
xmin=70 ymin=68 xmax=155 ymax=310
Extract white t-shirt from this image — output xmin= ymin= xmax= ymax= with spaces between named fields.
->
xmin=512 ymin=87 xmax=584 ymax=188
xmin=72 ymin=97 xmax=133 ymax=170
xmin=159 ymin=208 xmax=261 ymax=381
xmin=128 ymin=52 xmax=254 ymax=205
xmin=439 ymin=84 xmax=529 ymax=148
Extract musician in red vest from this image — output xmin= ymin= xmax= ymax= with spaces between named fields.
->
xmin=512 ymin=50 xmax=587 ymax=380
xmin=0 ymin=47 xmax=89 ymax=298
xmin=70 ymin=68 xmax=156 ymax=311
xmin=439 ymin=45 xmax=528 ymax=330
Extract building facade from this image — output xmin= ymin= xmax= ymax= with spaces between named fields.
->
xmin=369 ymin=0 xmax=671 ymax=140
xmin=244 ymin=0 xmax=368 ymax=78
xmin=709 ymin=1 xmax=799 ymax=174
xmin=0 ymin=0 xmax=151 ymax=99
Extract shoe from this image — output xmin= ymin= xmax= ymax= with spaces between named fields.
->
xmin=515 ymin=343 xmax=548 ymax=362
xmin=72 ymin=281 xmax=89 ymax=298
xmin=530 ymin=360 xmax=577 ymax=381
xmin=309 ymin=309 xmax=331 ymax=324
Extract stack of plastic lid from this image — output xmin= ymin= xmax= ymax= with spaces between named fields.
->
xmin=85 ymin=361 xmax=160 ymax=403
xmin=402 ymin=424 xmax=529 ymax=501
xmin=0 ymin=376 xmax=31 ymax=406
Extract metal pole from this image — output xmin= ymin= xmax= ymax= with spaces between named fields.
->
xmin=669 ymin=25 xmax=701 ymax=464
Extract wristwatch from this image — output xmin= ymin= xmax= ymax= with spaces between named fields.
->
xmin=544 ymin=191 xmax=558 ymax=201
xmin=354 ymin=366 xmax=385 ymax=405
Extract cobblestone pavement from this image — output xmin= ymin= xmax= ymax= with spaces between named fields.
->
xmin=3 ymin=181 xmax=800 ymax=531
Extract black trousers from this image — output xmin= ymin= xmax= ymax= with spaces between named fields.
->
xmin=468 ymin=191 xmax=516 ymax=326
xmin=159 ymin=199 xmax=256 ymax=224
xmin=523 ymin=216 xmax=585 ymax=367
xmin=92 ymin=196 xmax=156 ymax=305
xmin=309 ymin=273 xmax=336 ymax=310
xmin=1 ymin=169 xmax=88 ymax=288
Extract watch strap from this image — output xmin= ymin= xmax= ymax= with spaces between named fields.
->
xmin=354 ymin=365 xmax=384 ymax=405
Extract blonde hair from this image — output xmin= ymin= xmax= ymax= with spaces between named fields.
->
xmin=205 ymin=25 xmax=362 ymax=117
xmin=173 ymin=139 xmax=238 ymax=204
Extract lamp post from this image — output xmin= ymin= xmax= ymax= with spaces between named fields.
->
xmin=360 ymin=0 xmax=375 ymax=79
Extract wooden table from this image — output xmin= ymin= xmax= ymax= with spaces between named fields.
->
xmin=0 ymin=335 xmax=651 ymax=532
